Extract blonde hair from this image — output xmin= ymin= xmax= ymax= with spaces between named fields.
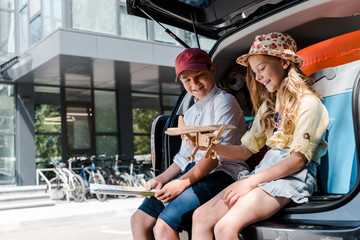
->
xmin=246 ymin=55 xmax=319 ymax=134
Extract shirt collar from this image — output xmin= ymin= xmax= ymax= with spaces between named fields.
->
xmin=193 ymin=84 xmax=219 ymax=108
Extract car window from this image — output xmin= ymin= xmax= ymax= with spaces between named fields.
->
xmin=177 ymin=0 xmax=216 ymax=8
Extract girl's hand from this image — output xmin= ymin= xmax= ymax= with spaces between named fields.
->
xmin=155 ymin=179 xmax=186 ymax=203
xmin=182 ymin=135 xmax=196 ymax=148
xmin=223 ymin=177 xmax=257 ymax=205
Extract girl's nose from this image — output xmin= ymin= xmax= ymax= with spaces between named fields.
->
xmin=255 ymin=73 xmax=262 ymax=81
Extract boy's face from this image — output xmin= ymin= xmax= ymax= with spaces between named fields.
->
xmin=179 ymin=64 xmax=215 ymax=100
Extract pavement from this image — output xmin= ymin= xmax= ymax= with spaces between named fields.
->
xmin=0 ymin=196 xmax=144 ymax=233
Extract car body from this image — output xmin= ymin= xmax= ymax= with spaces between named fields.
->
xmin=128 ymin=0 xmax=360 ymax=238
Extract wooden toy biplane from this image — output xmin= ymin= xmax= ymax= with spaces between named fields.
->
xmin=165 ymin=116 xmax=236 ymax=162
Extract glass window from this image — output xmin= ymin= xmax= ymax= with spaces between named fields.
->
xmin=0 ymin=10 xmax=15 ymax=52
xmin=29 ymin=0 xmax=41 ymax=19
xmin=30 ymin=15 xmax=41 ymax=46
xmin=19 ymin=6 xmax=29 ymax=52
xmin=132 ymin=93 xmax=160 ymax=155
xmin=199 ymin=35 xmax=216 ymax=51
xmin=0 ymin=0 xmax=14 ymax=9
xmin=34 ymin=86 xmax=60 ymax=104
xmin=72 ymin=0 xmax=116 ymax=35
xmin=65 ymin=73 xmax=91 ymax=88
xmin=35 ymin=104 xmax=61 ymax=133
xmin=35 ymin=135 xmax=61 ymax=169
xmin=177 ymin=0 xmax=215 ymax=8
xmin=96 ymin=136 xmax=118 ymax=156
xmin=65 ymin=88 xmax=91 ymax=103
xmin=93 ymin=59 xmax=115 ymax=89
xmin=66 ymin=104 xmax=94 ymax=151
xmin=43 ymin=0 xmax=62 ymax=37
xmin=119 ymin=4 xmax=147 ymax=40
xmin=94 ymin=90 xmax=117 ymax=133
xmin=184 ymin=31 xmax=216 ymax=50
xmin=0 ymin=84 xmax=15 ymax=185
xmin=162 ymin=95 xmax=179 ymax=112
xmin=0 ymin=135 xmax=15 ymax=184
xmin=134 ymin=135 xmax=151 ymax=155
xmin=34 ymin=86 xmax=61 ymax=169
xmin=18 ymin=0 xmax=27 ymax=8
xmin=130 ymin=63 xmax=160 ymax=93
xmin=132 ymin=108 xmax=160 ymax=134
xmin=132 ymin=93 xmax=160 ymax=109
xmin=0 ymin=85 xmax=15 ymax=134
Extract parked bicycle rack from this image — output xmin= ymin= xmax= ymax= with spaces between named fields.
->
xmin=36 ymin=168 xmax=72 ymax=201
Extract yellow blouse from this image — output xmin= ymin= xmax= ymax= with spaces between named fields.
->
xmin=241 ymin=94 xmax=329 ymax=165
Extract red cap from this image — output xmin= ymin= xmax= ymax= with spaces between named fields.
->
xmin=175 ymin=48 xmax=212 ymax=81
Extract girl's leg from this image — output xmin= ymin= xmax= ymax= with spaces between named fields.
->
xmin=131 ymin=209 xmax=156 ymax=240
xmin=154 ymin=218 xmax=179 ymax=240
xmin=192 ymin=190 xmax=232 ymax=240
xmin=214 ymin=187 xmax=291 ymax=240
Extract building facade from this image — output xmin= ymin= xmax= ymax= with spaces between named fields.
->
xmin=0 ymin=0 xmax=215 ymax=186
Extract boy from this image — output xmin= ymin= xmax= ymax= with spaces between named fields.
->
xmin=131 ymin=48 xmax=248 ymax=240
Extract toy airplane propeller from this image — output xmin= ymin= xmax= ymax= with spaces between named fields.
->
xmin=165 ymin=116 xmax=236 ymax=162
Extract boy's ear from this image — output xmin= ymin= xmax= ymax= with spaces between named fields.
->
xmin=210 ymin=64 xmax=216 ymax=76
xmin=281 ymin=59 xmax=291 ymax=69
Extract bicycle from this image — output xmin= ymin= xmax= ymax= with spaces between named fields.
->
xmin=119 ymin=159 xmax=147 ymax=188
xmin=77 ymin=156 xmax=107 ymax=201
xmin=49 ymin=158 xmax=86 ymax=202
xmin=99 ymin=154 xmax=130 ymax=187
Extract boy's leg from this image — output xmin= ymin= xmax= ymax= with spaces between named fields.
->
xmin=213 ymin=187 xmax=291 ymax=239
xmin=154 ymin=218 xmax=180 ymax=240
xmin=131 ymin=209 xmax=156 ymax=240
xmin=131 ymin=196 xmax=165 ymax=240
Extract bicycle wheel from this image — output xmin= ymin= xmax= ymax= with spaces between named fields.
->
xmin=116 ymin=173 xmax=132 ymax=198
xmin=119 ymin=172 xmax=132 ymax=186
xmin=89 ymin=172 xmax=107 ymax=201
xmin=134 ymin=174 xmax=146 ymax=188
xmin=49 ymin=176 xmax=66 ymax=200
xmin=70 ymin=174 xmax=86 ymax=202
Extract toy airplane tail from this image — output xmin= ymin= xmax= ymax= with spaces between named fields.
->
xmin=178 ymin=115 xmax=185 ymax=128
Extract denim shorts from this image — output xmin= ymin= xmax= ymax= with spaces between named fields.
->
xmin=138 ymin=164 xmax=234 ymax=232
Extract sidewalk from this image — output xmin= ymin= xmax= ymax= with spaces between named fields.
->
xmin=0 ymin=196 xmax=144 ymax=233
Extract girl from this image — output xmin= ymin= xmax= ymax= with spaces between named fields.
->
xmin=191 ymin=32 xmax=329 ymax=240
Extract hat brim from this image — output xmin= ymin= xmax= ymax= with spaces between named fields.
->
xmin=175 ymin=63 xmax=209 ymax=81
xmin=236 ymin=51 xmax=303 ymax=67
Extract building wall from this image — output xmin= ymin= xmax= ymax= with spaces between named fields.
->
xmin=1 ymin=0 xmax=215 ymax=186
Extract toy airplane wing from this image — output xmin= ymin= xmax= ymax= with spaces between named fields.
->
xmin=165 ymin=124 xmax=236 ymax=136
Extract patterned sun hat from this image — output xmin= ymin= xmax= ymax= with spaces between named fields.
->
xmin=236 ymin=32 xmax=303 ymax=67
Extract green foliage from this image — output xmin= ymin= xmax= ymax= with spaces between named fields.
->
xmin=132 ymin=108 xmax=160 ymax=154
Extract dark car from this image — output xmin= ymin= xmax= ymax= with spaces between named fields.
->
xmin=128 ymin=0 xmax=360 ymax=238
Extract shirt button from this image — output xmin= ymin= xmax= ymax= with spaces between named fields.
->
xmin=198 ymin=114 xmax=200 ymax=117
xmin=303 ymin=133 xmax=310 ymax=140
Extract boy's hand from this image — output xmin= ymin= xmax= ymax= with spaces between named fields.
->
xmin=144 ymin=177 xmax=163 ymax=193
xmin=155 ymin=179 xmax=186 ymax=203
